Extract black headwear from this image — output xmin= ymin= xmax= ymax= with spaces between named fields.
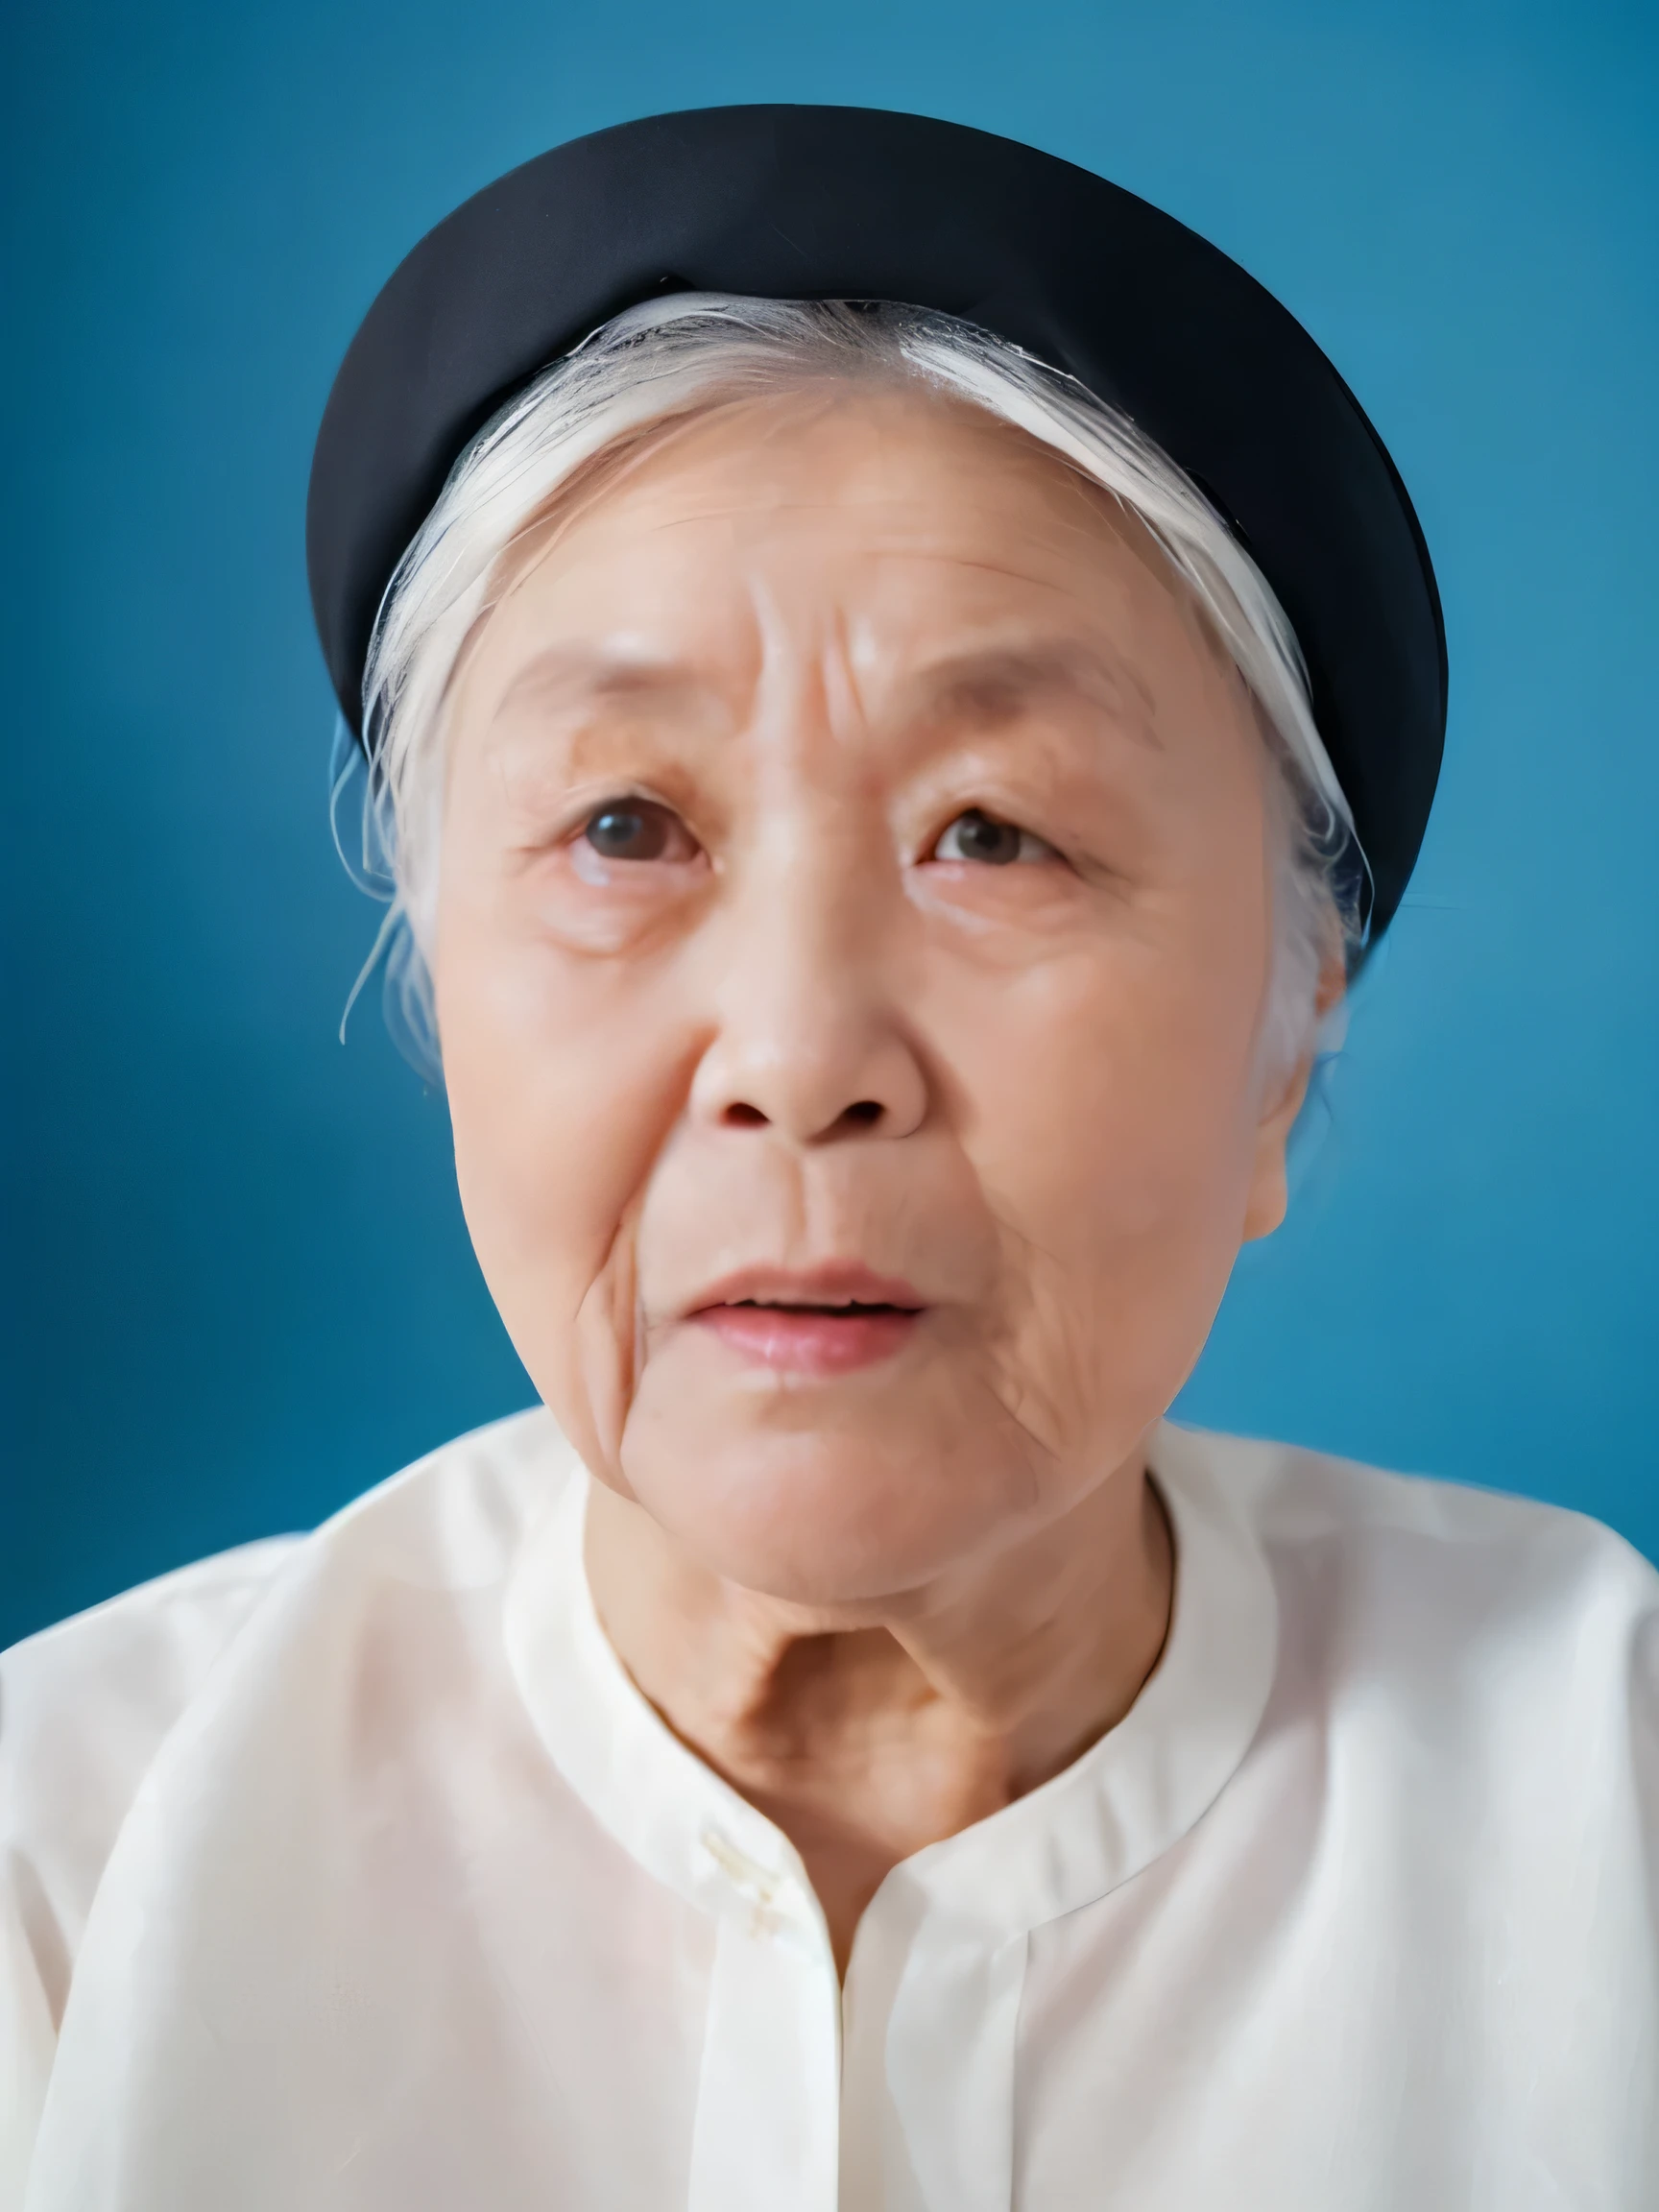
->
xmin=307 ymin=104 xmax=1445 ymax=940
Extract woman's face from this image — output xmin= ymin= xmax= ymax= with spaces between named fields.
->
xmin=437 ymin=385 xmax=1309 ymax=1603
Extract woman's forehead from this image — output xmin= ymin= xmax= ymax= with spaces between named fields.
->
xmin=468 ymin=385 xmax=1214 ymax=702
xmin=453 ymin=559 xmax=1256 ymax=835
xmin=480 ymin=633 xmax=1168 ymax=766
xmin=524 ymin=383 xmax=1152 ymax=563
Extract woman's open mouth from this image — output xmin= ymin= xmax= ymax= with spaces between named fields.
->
xmin=687 ymin=1266 xmax=926 ymax=1376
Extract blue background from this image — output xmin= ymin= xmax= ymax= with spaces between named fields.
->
xmin=3 ymin=0 xmax=1655 ymax=1648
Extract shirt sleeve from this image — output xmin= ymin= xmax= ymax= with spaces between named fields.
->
xmin=0 ymin=1540 xmax=300 ymax=2200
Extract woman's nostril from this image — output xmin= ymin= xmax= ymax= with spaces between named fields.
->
xmin=713 ymin=1095 xmax=902 ymax=1137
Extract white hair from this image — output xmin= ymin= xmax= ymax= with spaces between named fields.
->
xmin=339 ymin=294 xmax=1362 ymax=1079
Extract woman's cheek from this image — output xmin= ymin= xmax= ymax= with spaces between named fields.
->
xmin=451 ymin=1059 xmax=648 ymax=1480
xmin=951 ymin=959 xmax=1254 ymax=1437
xmin=451 ymin=964 xmax=701 ymax=1472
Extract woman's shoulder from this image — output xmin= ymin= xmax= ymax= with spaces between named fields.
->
xmin=1166 ymin=1421 xmax=1659 ymax=1745
xmin=3 ymin=1538 xmax=297 ymax=1831
xmin=1182 ymin=1420 xmax=1656 ymax=1587
xmin=0 ymin=1407 xmax=570 ymax=1982
xmin=0 ymin=1533 xmax=302 ymax=2065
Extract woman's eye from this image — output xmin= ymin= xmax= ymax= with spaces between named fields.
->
xmin=931 ymin=808 xmax=1050 ymax=866
xmin=579 ymin=800 xmax=687 ymax=862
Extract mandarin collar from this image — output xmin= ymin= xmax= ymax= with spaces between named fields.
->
xmin=503 ymin=1421 xmax=1278 ymax=1951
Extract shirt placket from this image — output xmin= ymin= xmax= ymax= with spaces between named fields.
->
xmin=840 ymin=1897 xmax=1029 ymax=2212
xmin=685 ymin=1823 xmax=843 ymax=2212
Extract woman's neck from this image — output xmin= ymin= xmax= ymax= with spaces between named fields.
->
xmin=583 ymin=1454 xmax=1174 ymax=1975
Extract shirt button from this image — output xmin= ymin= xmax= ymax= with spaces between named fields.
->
xmin=701 ymin=1827 xmax=800 ymax=1939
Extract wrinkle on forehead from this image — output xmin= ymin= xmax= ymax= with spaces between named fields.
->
xmin=480 ymin=626 xmax=1170 ymax=785
xmin=457 ymin=380 xmax=1243 ymax=787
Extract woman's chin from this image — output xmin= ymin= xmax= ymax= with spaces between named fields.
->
xmin=616 ymin=1407 xmax=999 ymax=1605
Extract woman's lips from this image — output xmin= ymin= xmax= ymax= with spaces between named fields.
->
xmin=695 ymin=1302 xmax=922 ymax=1375
xmin=686 ymin=1265 xmax=926 ymax=1376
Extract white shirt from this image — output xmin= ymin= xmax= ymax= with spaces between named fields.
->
xmin=2 ymin=1411 xmax=1655 ymax=2210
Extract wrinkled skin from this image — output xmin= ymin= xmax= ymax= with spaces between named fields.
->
xmin=435 ymin=384 xmax=1331 ymax=1961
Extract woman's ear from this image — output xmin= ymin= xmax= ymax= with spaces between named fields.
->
xmin=1241 ymin=942 xmax=1347 ymax=1242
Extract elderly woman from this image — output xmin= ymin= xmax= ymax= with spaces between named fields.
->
xmin=3 ymin=108 xmax=1654 ymax=2210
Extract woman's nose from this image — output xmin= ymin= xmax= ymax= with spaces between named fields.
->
xmin=687 ymin=879 xmax=927 ymax=1146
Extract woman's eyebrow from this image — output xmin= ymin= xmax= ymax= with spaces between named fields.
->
xmin=903 ymin=640 xmax=1162 ymax=749
xmin=493 ymin=644 xmax=707 ymax=719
